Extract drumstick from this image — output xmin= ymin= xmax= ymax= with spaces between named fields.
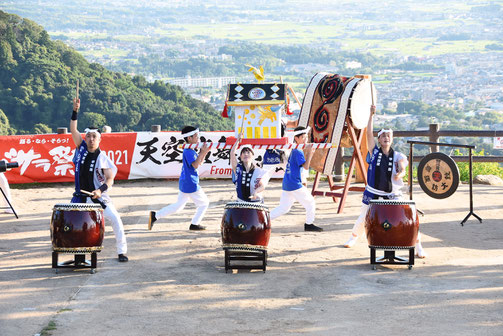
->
xmin=238 ymin=108 xmax=246 ymax=138
xmin=80 ymin=189 xmax=93 ymax=197
xmin=80 ymin=189 xmax=107 ymax=209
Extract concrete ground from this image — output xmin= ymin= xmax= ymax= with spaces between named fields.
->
xmin=0 ymin=179 xmax=502 ymax=336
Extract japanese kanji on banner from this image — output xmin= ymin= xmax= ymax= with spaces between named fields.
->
xmin=0 ymin=132 xmax=286 ymax=184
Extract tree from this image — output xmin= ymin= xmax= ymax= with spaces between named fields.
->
xmin=0 ymin=109 xmax=14 ymax=135
xmin=80 ymin=112 xmax=107 ymax=128
xmin=33 ymin=123 xmax=52 ymax=134
xmin=0 ymin=10 xmax=228 ymax=134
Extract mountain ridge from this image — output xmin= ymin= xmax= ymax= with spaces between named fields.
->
xmin=0 ymin=10 xmax=232 ymax=135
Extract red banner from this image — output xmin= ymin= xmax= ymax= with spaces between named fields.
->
xmin=0 ymin=131 xmax=287 ymax=184
xmin=0 ymin=133 xmax=137 ymax=184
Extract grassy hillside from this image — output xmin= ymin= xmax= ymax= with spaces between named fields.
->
xmin=0 ymin=11 xmax=232 ymax=134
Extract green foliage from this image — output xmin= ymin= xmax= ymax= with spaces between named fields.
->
xmin=453 ymin=149 xmax=503 ymax=181
xmin=0 ymin=108 xmax=15 ymax=135
xmin=33 ymin=123 xmax=52 ymax=134
xmin=111 ymin=40 xmax=386 ymax=79
xmin=79 ymin=112 xmax=107 ymax=129
xmin=0 ymin=11 xmax=232 ymax=134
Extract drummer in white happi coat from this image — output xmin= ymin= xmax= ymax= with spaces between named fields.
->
xmin=70 ymin=98 xmax=128 ymax=262
xmin=230 ymin=132 xmax=270 ymax=203
xmin=344 ymin=105 xmax=426 ymax=258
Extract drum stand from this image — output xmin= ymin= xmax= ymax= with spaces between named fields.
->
xmin=0 ymin=187 xmax=18 ymax=219
xmin=224 ymin=248 xmax=267 ymax=273
xmin=52 ymin=251 xmax=98 ymax=274
xmin=370 ymin=247 xmax=414 ymax=270
xmin=311 ymin=116 xmax=367 ymax=214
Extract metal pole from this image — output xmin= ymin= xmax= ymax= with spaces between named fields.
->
xmin=409 ymin=142 xmax=413 ymax=200
xmin=469 ymin=147 xmax=473 ymax=212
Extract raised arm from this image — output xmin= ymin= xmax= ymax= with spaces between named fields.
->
xmin=366 ymin=105 xmax=376 ymax=153
xmin=70 ymin=98 xmax=83 ymax=148
xmin=230 ymin=131 xmax=243 ymax=173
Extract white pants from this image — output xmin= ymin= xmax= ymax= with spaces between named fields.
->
xmin=351 ymin=203 xmax=422 ymax=243
xmin=270 ymin=187 xmax=316 ymax=224
xmin=0 ymin=173 xmax=14 ymax=213
xmin=86 ymin=199 xmax=127 ymax=255
xmin=156 ymin=189 xmax=209 ymax=225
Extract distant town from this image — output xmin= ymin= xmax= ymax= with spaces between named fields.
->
xmin=1 ymin=0 xmax=502 ymax=132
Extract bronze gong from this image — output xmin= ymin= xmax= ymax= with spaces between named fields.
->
xmin=417 ymin=152 xmax=460 ymax=199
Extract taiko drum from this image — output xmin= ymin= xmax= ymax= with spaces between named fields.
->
xmin=50 ymin=203 xmax=105 ymax=252
xmin=221 ymin=202 xmax=271 ymax=250
xmin=365 ymin=200 xmax=419 ymax=248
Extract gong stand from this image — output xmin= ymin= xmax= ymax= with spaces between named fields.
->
xmin=0 ymin=187 xmax=18 ymax=219
xmin=224 ymin=248 xmax=267 ymax=273
xmin=311 ymin=115 xmax=368 ymax=214
xmin=407 ymin=140 xmax=482 ymax=226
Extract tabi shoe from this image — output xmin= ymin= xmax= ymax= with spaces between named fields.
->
xmin=344 ymin=235 xmax=358 ymax=248
xmin=189 ymin=224 xmax=206 ymax=231
xmin=148 ymin=211 xmax=157 ymax=230
xmin=304 ymin=223 xmax=323 ymax=232
xmin=118 ymin=254 xmax=129 ymax=262
xmin=415 ymin=242 xmax=427 ymax=259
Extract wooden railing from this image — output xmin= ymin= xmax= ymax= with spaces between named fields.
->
xmin=341 ymin=123 xmax=503 ymax=163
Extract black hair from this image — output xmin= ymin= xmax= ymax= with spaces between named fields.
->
xmin=240 ymin=147 xmax=254 ymax=155
xmin=293 ymin=126 xmax=307 ymax=138
xmin=181 ymin=126 xmax=197 ymax=143
xmin=281 ymin=121 xmax=286 ymax=137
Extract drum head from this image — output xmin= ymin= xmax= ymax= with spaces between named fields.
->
xmin=417 ymin=152 xmax=460 ymax=199
xmin=348 ymin=78 xmax=373 ymax=129
xmin=225 ymin=201 xmax=269 ymax=211
xmin=53 ymin=203 xmax=103 ymax=211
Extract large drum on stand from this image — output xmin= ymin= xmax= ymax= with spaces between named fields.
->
xmin=298 ymin=73 xmax=375 ymax=175
xmin=50 ymin=203 xmax=105 ymax=273
xmin=365 ymin=200 xmax=419 ymax=269
xmin=220 ymin=202 xmax=271 ymax=272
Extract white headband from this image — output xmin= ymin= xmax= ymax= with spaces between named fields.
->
xmin=378 ymin=129 xmax=393 ymax=137
xmin=182 ymin=128 xmax=199 ymax=137
xmin=84 ymin=128 xmax=101 ymax=135
xmin=293 ymin=126 xmax=311 ymax=136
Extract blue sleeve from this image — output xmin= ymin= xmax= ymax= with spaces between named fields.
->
xmin=231 ymin=163 xmax=241 ymax=185
xmin=184 ymin=149 xmax=197 ymax=166
xmin=295 ymin=150 xmax=306 ymax=167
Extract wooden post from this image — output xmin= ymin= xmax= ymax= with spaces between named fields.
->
xmin=333 ymin=148 xmax=344 ymax=182
xmin=57 ymin=127 xmax=68 ymax=134
xmin=151 ymin=125 xmax=161 ymax=132
xmin=429 ymin=123 xmax=439 ymax=152
xmin=355 ymin=128 xmax=369 ymax=182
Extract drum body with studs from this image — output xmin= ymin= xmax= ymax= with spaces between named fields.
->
xmin=221 ymin=202 xmax=271 ymax=251
xmin=50 ymin=203 xmax=105 ymax=253
xmin=365 ymin=200 xmax=419 ymax=249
